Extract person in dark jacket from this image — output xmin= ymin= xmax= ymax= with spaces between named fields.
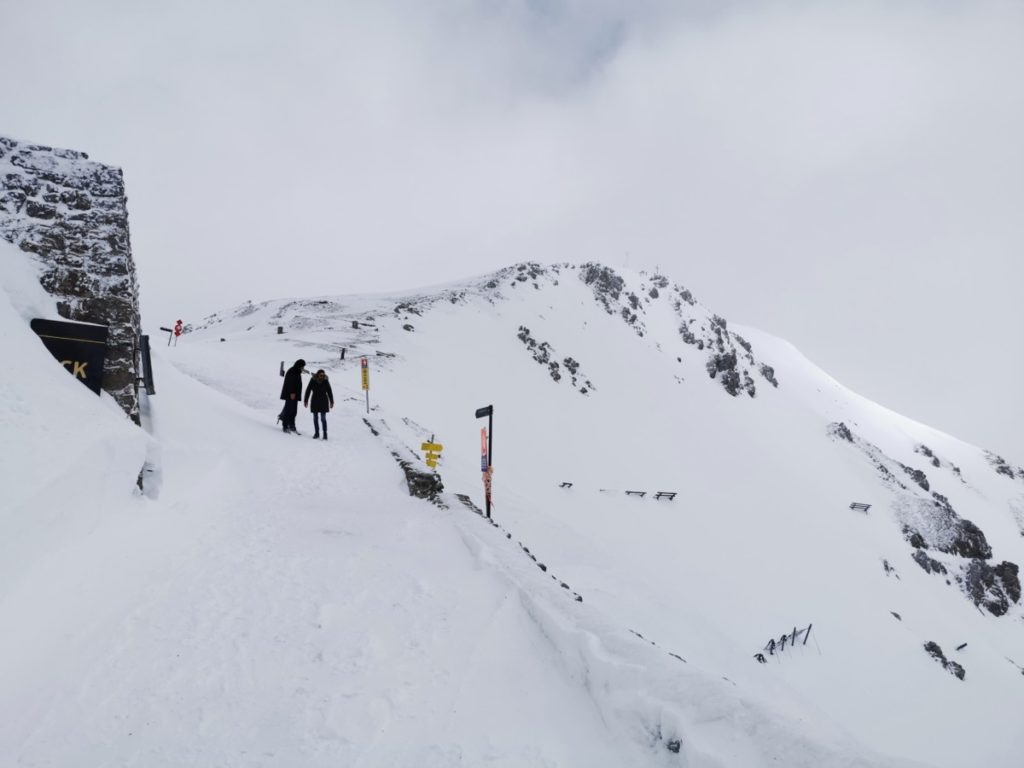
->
xmin=279 ymin=359 xmax=306 ymax=433
xmin=303 ymin=369 xmax=335 ymax=439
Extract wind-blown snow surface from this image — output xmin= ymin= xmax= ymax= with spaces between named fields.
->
xmin=2 ymin=254 xmax=1021 ymax=767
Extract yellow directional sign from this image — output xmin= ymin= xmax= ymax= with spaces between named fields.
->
xmin=422 ymin=440 xmax=443 ymax=469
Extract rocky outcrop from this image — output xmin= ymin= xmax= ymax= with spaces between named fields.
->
xmin=516 ymin=325 xmax=594 ymax=394
xmin=0 ymin=136 xmax=141 ymax=423
xmin=912 ymin=549 xmax=948 ymax=575
xmin=985 ymin=452 xmax=1024 ymax=481
xmin=830 ymin=421 xmax=1021 ymax=617
xmin=923 ymin=641 xmax=965 ymax=680
xmin=963 ymin=560 xmax=1021 ymax=617
xmin=391 ymin=451 xmax=445 ymax=503
xmin=576 ymin=262 xmax=779 ymax=397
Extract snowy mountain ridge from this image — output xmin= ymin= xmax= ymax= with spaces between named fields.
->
xmin=2 ymin=250 xmax=1022 ymax=767
xmin=193 ymin=261 xmax=781 ymax=399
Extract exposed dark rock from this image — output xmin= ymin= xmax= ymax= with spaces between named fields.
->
xmin=1 ymin=136 xmax=141 ymax=423
xmin=391 ymin=450 xmax=445 ymax=502
xmin=583 ymin=264 xmax=777 ymax=396
xmin=901 ymin=494 xmax=992 ymax=560
xmin=949 ymin=516 xmax=991 ymax=560
xmin=516 ymin=326 xmax=593 ymax=394
xmin=402 ymin=324 xmax=414 ymax=331
xmin=454 ymin=493 xmax=484 ymax=515
xmin=912 ymin=550 xmax=948 ymax=575
xmin=515 ymin=261 xmax=547 ymax=281
xmin=666 ymin=740 xmax=681 ymax=754
xmin=931 ymin=493 xmax=991 ymax=559
xmin=900 ymin=464 xmax=930 ymax=492
xmin=679 ymin=323 xmax=698 ymax=346
xmin=986 ymin=452 xmax=1024 ymax=482
xmin=830 ymin=425 xmax=1007 ymax=624
xmin=891 ymin=611 xmax=902 ymax=621
xmin=25 ymin=200 xmax=57 ymax=219
xmin=742 ymin=371 xmax=756 ymax=397
xmin=579 ymin=262 xmax=625 ymax=314
xmin=827 ymin=422 xmax=854 ymax=442
xmin=905 ymin=528 xmax=927 ymax=550
xmin=394 ymin=301 xmax=422 ymax=316
xmin=759 ymin=363 xmax=779 ymax=387
xmin=674 ymin=285 xmax=696 ymax=306
xmin=995 ymin=561 xmax=1021 ymax=604
xmin=706 ymin=350 xmax=739 ymax=396
xmin=719 ymin=369 xmax=741 ymax=396
xmin=924 ymin=641 xmax=965 ymax=680
xmin=963 ymin=559 xmax=1021 ymax=616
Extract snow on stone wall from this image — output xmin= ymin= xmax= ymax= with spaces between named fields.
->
xmin=0 ymin=136 xmax=141 ymax=423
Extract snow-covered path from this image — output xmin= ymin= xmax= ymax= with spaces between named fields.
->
xmin=7 ymin=258 xmax=1010 ymax=767
xmin=2 ymin=352 xmax=662 ymax=767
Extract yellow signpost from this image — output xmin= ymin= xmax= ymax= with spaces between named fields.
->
xmin=360 ymin=357 xmax=370 ymax=413
xmin=421 ymin=439 xmax=443 ymax=469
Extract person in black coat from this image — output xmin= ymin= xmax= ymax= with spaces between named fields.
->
xmin=279 ymin=359 xmax=305 ymax=433
xmin=303 ymin=369 xmax=335 ymax=439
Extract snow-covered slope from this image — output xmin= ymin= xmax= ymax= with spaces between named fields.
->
xmin=2 ymin=254 xmax=1021 ymax=766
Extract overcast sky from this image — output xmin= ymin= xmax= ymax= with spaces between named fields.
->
xmin=2 ymin=0 xmax=1022 ymax=460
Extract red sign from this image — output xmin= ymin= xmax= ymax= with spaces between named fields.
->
xmin=481 ymin=427 xmax=492 ymax=509
xmin=174 ymin=319 xmax=183 ymax=337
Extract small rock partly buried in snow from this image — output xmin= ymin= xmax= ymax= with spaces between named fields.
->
xmin=923 ymin=641 xmax=966 ymax=680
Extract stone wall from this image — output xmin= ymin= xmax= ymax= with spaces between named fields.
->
xmin=0 ymin=136 xmax=141 ymax=423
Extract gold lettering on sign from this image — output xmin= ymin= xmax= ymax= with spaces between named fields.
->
xmin=61 ymin=360 xmax=88 ymax=379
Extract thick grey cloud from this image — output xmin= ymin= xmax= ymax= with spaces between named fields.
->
xmin=2 ymin=0 xmax=1021 ymax=459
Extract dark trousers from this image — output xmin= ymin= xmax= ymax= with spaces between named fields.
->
xmin=280 ymin=399 xmax=298 ymax=430
xmin=312 ymin=411 xmax=327 ymax=436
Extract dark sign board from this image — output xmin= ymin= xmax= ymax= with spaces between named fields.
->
xmin=139 ymin=334 xmax=155 ymax=395
xmin=30 ymin=318 xmax=109 ymax=395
